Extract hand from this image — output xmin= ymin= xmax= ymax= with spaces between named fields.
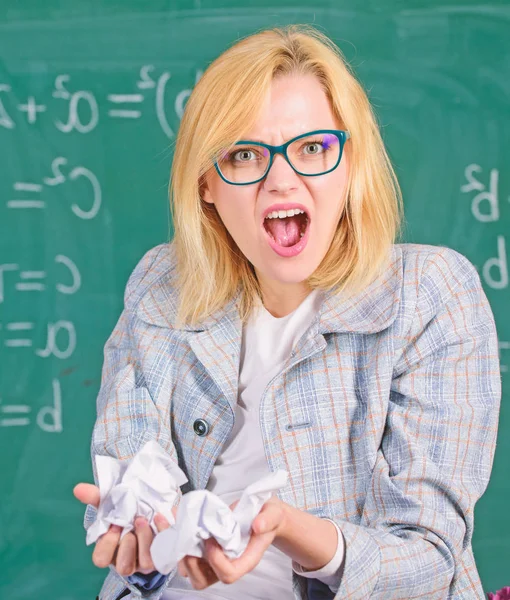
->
xmin=179 ymin=496 xmax=287 ymax=590
xmin=73 ymin=482 xmax=176 ymax=577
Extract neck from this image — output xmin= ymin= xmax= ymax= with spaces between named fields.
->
xmin=257 ymin=277 xmax=312 ymax=318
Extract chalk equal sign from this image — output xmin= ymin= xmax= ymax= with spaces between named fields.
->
xmin=4 ymin=322 xmax=35 ymax=347
xmin=107 ymin=93 xmax=144 ymax=119
xmin=8 ymin=182 xmax=44 ymax=209
xmin=0 ymin=402 xmax=31 ymax=427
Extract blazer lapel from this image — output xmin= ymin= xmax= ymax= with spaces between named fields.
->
xmin=186 ymin=302 xmax=243 ymax=416
xmin=136 ymin=261 xmax=243 ymax=414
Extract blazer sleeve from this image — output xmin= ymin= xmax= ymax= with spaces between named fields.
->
xmin=331 ymin=248 xmax=502 ymax=599
xmin=83 ymin=245 xmax=180 ymax=600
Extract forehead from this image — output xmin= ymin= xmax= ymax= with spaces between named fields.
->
xmin=242 ymin=74 xmax=339 ymax=142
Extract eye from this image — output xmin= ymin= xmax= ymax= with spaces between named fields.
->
xmin=231 ymin=149 xmax=259 ymax=162
xmin=302 ymin=140 xmax=325 ymax=155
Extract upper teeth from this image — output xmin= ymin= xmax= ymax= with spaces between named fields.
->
xmin=265 ymin=209 xmax=305 ymax=219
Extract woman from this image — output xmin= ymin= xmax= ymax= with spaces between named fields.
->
xmin=74 ymin=24 xmax=501 ymax=600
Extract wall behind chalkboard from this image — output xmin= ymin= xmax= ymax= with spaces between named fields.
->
xmin=1 ymin=2 xmax=509 ymax=598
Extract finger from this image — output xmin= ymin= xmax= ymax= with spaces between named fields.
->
xmin=205 ymin=533 xmax=272 ymax=584
xmin=115 ymin=531 xmax=138 ymax=576
xmin=73 ymin=483 xmax=100 ymax=508
xmin=186 ymin=556 xmax=219 ymax=589
xmin=92 ymin=524 xmax=122 ymax=568
xmin=183 ymin=556 xmax=205 ymax=589
xmin=183 ymin=555 xmax=218 ymax=590
xmin=154 ymin=513 xmax=171 ymax=532
xmin=203 ymin=538 xmax=240 ymax=585
xmin=233 ymin=531 xmax=274 ymax=574
xmin=135 ymin=517 xmax=155 ymax=574
xmin=198 ymin=557 xmax=219 ymax=586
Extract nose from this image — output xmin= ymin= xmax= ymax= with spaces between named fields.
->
xmin=262 ymin=152 xmax=300 ymax=194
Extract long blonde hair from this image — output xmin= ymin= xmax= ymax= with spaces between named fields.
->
xmin=170 ymin=24 xmax=403 ymax=328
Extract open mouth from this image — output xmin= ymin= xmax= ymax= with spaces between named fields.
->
xmin=262 ymin=210 xmax=310 ymax=248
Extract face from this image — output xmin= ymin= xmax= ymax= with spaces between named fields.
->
xmin=201 ymin=73 xmax=350 ymax=303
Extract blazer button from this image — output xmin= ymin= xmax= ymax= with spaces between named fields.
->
xmin=193 ymin=418 xmax=210 ymax=437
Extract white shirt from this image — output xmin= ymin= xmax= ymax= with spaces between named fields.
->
xmin=162 ymin=289 xmax=344 ymax=599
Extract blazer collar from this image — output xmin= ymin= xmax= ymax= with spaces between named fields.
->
xmin=318 ymin=245 xmax=403 ymax=334
xmin=136 ymin=245 xmax=403 ymax=335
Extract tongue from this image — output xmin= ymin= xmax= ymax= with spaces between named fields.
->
xmin=265 ymin=216 xmax=301 ymax=247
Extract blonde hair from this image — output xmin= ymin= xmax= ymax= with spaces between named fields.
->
xmin=170 ymin=24 xmax=403 ymax=328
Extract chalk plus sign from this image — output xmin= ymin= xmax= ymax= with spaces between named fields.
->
xmin=17 ymin=97 xmax=46 ymax=124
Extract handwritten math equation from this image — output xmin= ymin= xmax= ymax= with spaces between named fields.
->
xmin=0 ymin=256 xmax=80 ymax=432
xmin=8 ymin=158 xmax=101 ymax=217
xmin=0 ymin=380 xmax=62 ymax=432
xmin=0 ymin=65 xmax=202 ymax=138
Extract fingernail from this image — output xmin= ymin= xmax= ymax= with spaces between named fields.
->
xmin=135 ymin=517 xmax=147 ymax=527
xmin=110 ymin=524 xmax=122 ymax=533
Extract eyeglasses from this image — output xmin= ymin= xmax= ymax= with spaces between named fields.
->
xmin=214 ymin=129 xmax=350 ymax=186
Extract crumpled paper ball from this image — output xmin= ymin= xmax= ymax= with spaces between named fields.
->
xmin=86 ymin=440 xmax=188 ymax=545
xmin=151 ymin=469 xmax=289 ymax=574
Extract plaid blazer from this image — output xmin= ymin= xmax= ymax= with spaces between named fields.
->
xmin=84 ymin=241 xmax=501 ymax=600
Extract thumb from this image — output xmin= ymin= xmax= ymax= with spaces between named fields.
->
xmin=73 ymin=483 xmax=100 ymax=508
xmin=252 ymin=501 xmax=284 ymax=535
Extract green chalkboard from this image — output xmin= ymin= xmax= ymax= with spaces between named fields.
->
xmin=1 ymin=2 xmax=509 ymax=598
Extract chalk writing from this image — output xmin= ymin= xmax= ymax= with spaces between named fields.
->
xmin=461 ymin=164 xmax=508 ymax=291
xmin=0 ymin=256 xmax=81 ymax=303
xmin=0 ymin=64 xmax=197 ymax=137
xmin=0 ymin=378 xmax=63 ymax=432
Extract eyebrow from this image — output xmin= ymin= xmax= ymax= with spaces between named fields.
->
xmin=239 ymin=135 xmax=269 ymax=143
